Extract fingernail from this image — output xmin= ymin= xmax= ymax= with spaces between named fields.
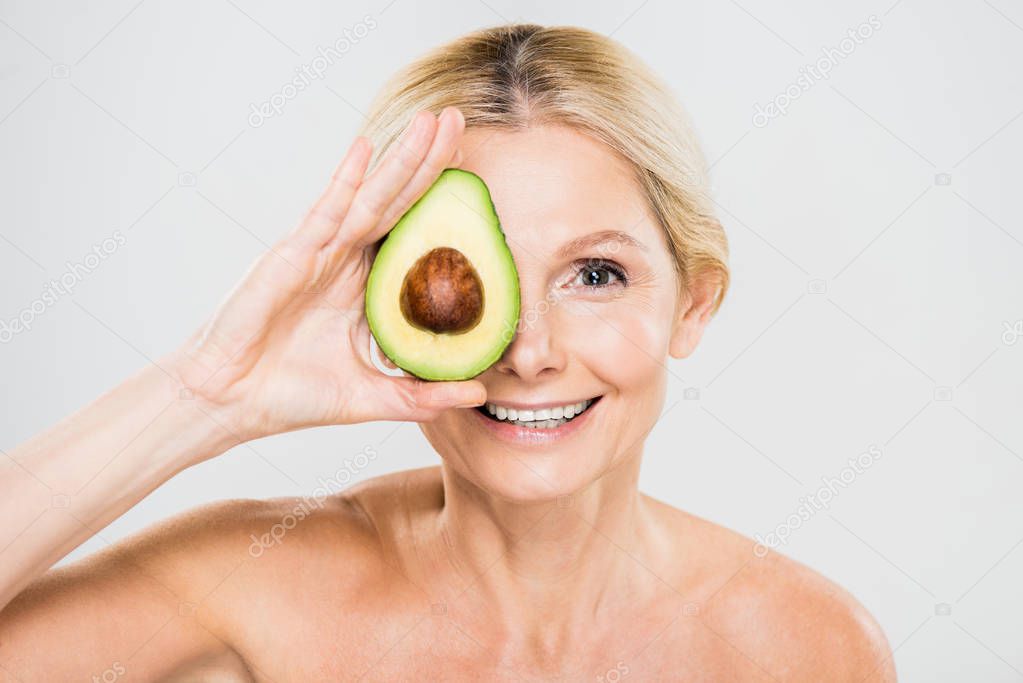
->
xmin=456 ymin=392 xmax=486 ymax=408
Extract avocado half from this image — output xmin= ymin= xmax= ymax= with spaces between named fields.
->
xmin=365 ymin=169 xmax=520 ymax=381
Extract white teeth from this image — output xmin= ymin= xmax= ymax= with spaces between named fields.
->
xmin=508 ymin=417 xmax=568 ymax=429
xmin=482 ymin=398 xmax=598 ymax=428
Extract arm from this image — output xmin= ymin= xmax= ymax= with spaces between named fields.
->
xmin=0 ymin=106 xmax=482 ymax=678
xmin=0 ymin=361 xmax=230 ymax=610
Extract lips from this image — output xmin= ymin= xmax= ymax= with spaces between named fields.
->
xmin=478 ymin=397 xmax=597 ymax=429
xmin=471 ymin=396 xmax=602 ymax=443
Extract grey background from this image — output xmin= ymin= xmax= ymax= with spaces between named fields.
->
xmin=2 ymin=0 xmax=1022 ymax=679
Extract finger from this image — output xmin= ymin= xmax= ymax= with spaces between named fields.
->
xmin=365 ymin=107 xmax=466 ymax=244
xmin=210 ymin=139 xmax=374 ymax=352
xmin=354 ymin=312 xmax=398 ymax=371
xmin=194 ymin=246 xmax=307 ymax=372
xmin=335 ymin=111 xmax=438 ymax=250
xmin=291 ymin=136 xmax=373 ymax=250
xmin=318 ymin=110 xmax=460 ymax=284
xmin=370 ymin=375 xmax=487 ymax=423
xmin=375 ymin=341 xmax=398 ymax=370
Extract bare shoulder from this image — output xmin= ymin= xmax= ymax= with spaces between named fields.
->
xmin=716 ymin=545 xmax=896 ymax=681
xmin=30 ymin=492 xmax=384 ymax=608
xmin=107 ymin=466 xmax=439 ymax=598
xmin=0 ymin=494 xmax=380 ymax=680
xmin=1 ymin=472 xmax=436 ymax=680
xmin=646 ymin=496 xmax=896 ymax=682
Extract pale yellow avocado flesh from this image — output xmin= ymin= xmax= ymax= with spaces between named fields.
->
xmin=365 ymin=169 xmax=520 ymax=381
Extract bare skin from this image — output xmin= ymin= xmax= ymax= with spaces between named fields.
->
xmin=0 ymin=109 xmax=896 ymax=682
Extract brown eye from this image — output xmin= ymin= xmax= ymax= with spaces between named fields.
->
xmin=584 ymin=267 xmax=611 ymax=286
xmin=574 ymin=259 xmax=626 ymax=288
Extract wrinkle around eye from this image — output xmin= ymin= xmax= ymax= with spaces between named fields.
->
xmin=565 ymin=270 xmax=661 ymax=312
xmin=563 ymin=257 xmax=627 ymax=288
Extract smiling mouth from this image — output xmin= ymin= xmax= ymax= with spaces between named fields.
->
xmin=475 ymin=396 xmax=602 ymax=429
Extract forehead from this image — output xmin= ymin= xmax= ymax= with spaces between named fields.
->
xmin=456 ymin=125 xmax=661 ymax=253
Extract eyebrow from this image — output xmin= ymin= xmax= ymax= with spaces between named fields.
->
xmin=554 ymin=230 xmax=648 ymax=259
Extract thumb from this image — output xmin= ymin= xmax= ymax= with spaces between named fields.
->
xmin=376 ymin=375 xmax=487 ymax=422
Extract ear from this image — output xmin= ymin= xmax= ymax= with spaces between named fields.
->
xmin=669 ymin=275 xmax=720 ymax=359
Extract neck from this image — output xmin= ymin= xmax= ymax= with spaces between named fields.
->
xmin=432 ymin=449 xmax=657 ymax=653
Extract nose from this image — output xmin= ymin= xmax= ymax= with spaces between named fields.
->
xmin=493 ymin=297 xmax=567 ymax=381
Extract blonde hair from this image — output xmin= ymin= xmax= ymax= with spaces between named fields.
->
xmin=359 ymin=24 xmax=729 ymax=312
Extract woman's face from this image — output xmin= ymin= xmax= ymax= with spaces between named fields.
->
xmin=419 ymin=125 xmax=697 ymax=502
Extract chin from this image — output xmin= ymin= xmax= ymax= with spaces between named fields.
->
xmin=422 ymin=395 xmax=619 ymax=504
xmin=455 ymin=451 xmax=600 ymax=504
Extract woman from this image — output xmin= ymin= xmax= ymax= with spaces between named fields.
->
xmin=0 ymin=24 xmax=894 ymax=681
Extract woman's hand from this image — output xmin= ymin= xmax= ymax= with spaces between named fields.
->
xmin=171 ymin=107 xmax=486 ymax=442
xmin=0 ymin=110 xmax=483 ymax=619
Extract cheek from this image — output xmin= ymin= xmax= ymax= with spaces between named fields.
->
xmin=555 ymin=295 xmax=672 ymax=388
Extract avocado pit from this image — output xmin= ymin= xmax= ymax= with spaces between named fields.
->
xmin=400 ymin=246 xmax=484 ymax=334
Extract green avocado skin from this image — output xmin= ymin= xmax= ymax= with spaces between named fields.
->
xmin=365 ymin=169 xmax=521 ymax=381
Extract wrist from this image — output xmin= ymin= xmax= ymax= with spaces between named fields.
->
xmin=157 ymin=350 xmax=249 ymax=467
